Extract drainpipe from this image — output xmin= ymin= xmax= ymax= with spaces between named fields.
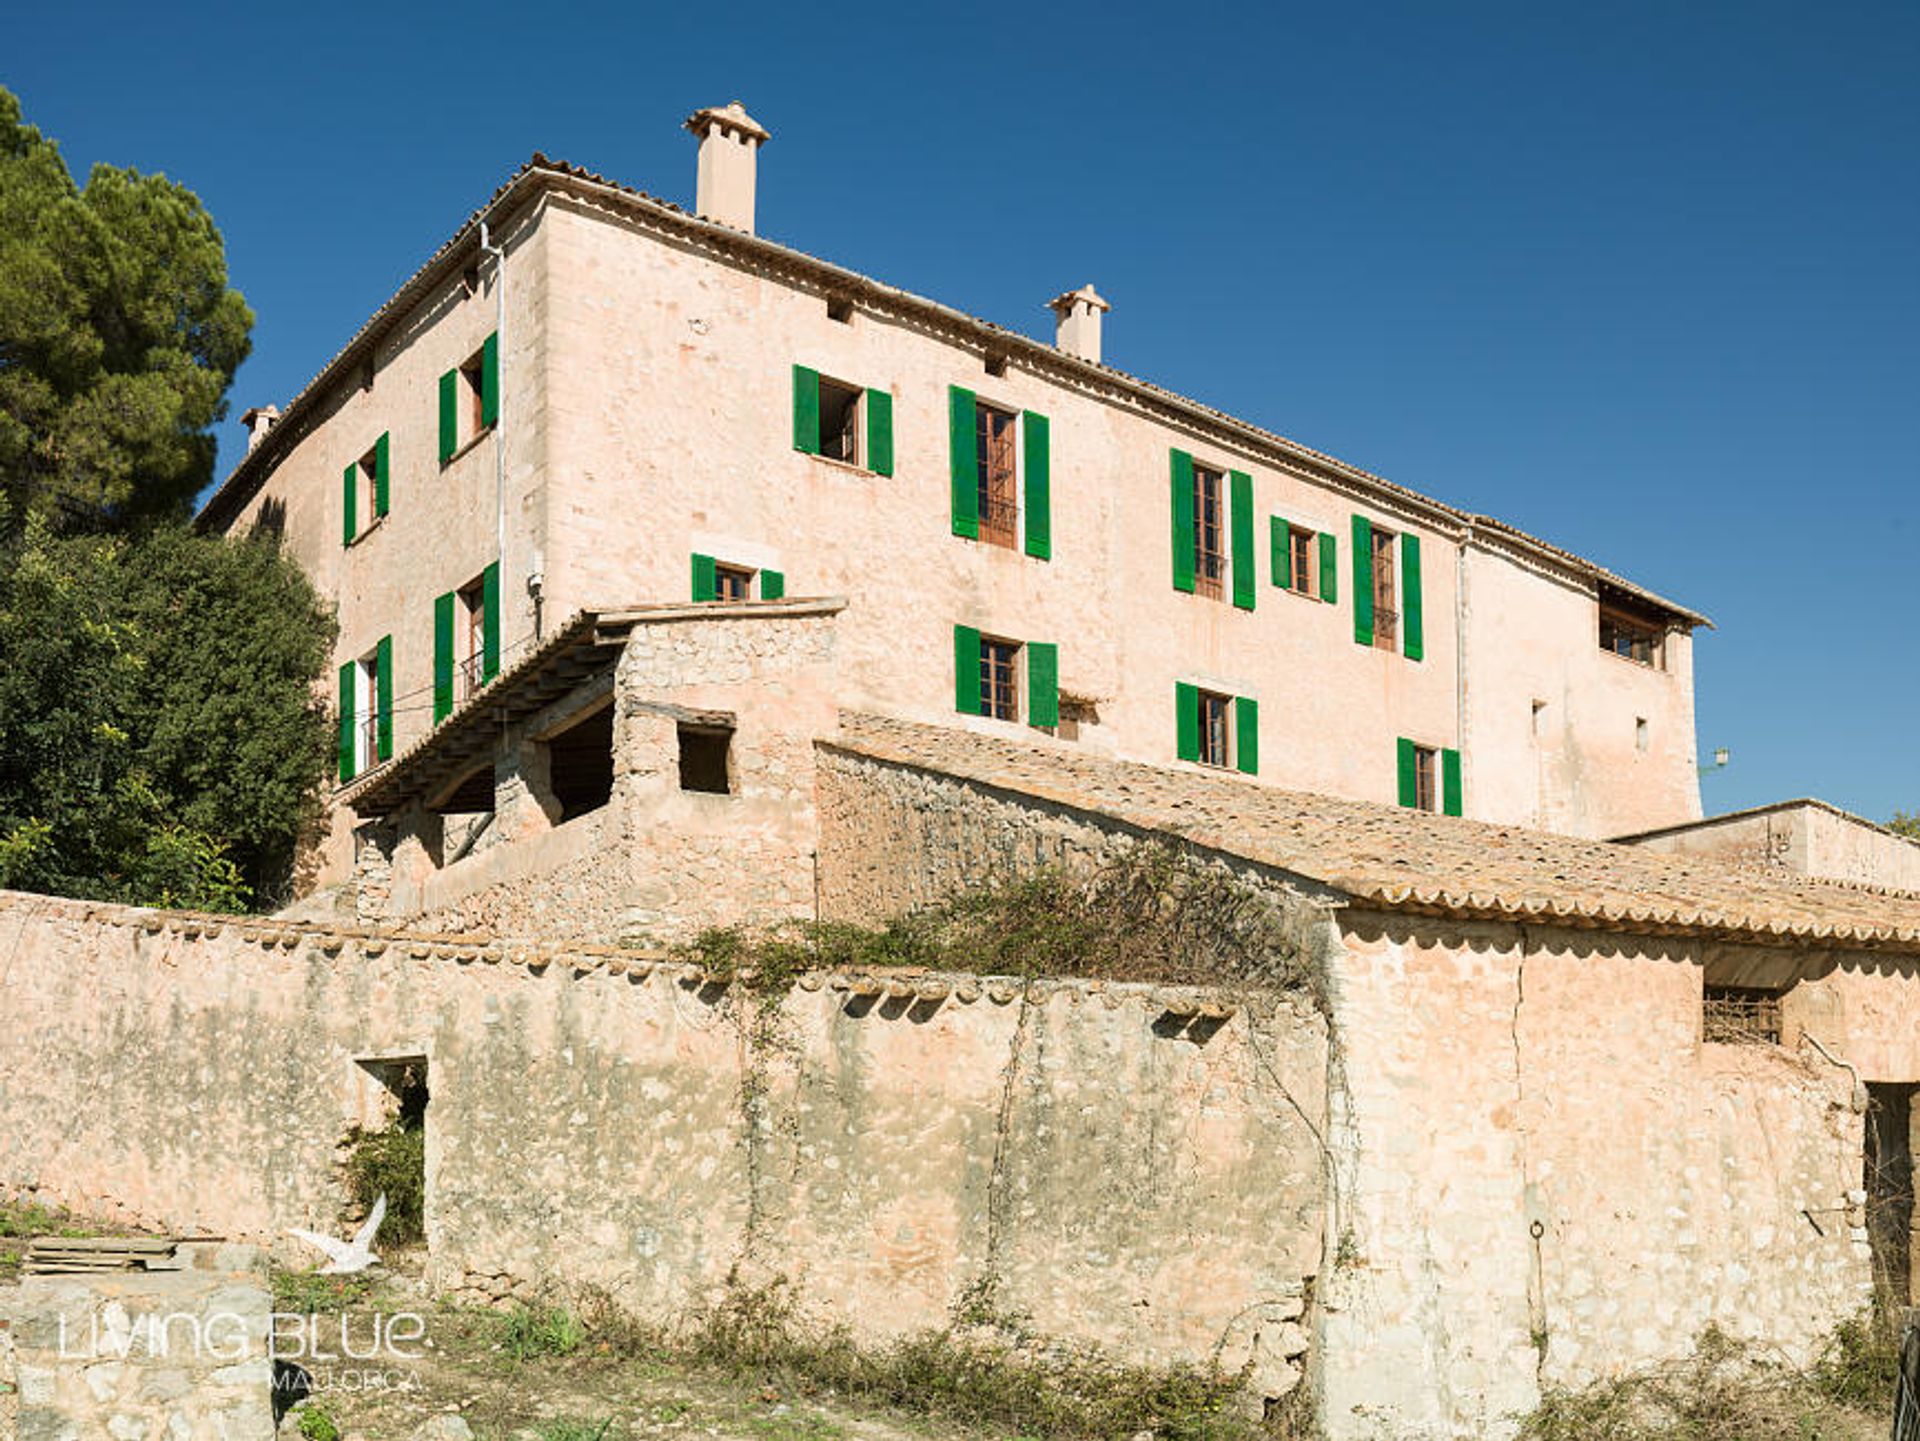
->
xmin=1455 ymin=526 xmax=1470 ymax=803
xmin=479 ymin=219 xmax=507 ymax=651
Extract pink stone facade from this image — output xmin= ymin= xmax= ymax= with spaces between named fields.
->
xmin=206 ymin=159 xmax=1704 ymax=898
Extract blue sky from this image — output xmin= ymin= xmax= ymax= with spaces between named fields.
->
xmin=10 ymin=0 xmax=1916 ymax=820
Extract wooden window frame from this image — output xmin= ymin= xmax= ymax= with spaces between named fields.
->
xmin=816 ymin=376 xmax=863 ymax=466
xmin=459 ymin=352 xmax=487 ymax=443
xmin=975 ymin=400 xmax=1019 ymax=549
xmin=714 ymin=563 xmax=755 ymax=603
xmin=457 ymin=577 xmax=487 ymax=702
xmin=356 ymin=649 xmax=382 ymax=775
xmin=978 ymin=634 xmax=1021 ymax=722
xmin=1289 ymin=524 xmax=1316 ymax=598
xmin=1197 ymin=688 xmax=1232 ymax=769
xmin=1371 ymin=526 xmax=1399 ymax=651
xmin=1412 ymin=743 xmax=1438 ymax=812
xmin=1193 ymin=463 xmax=1227 ymax=600
xmin=1599 ymin=606 xmax=1664 ymax=669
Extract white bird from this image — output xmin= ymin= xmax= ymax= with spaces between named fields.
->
xmin=287 ymin=1194 xmax=387 ymax=1274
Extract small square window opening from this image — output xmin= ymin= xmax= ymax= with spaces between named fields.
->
xmin=1636 ymin=717 xmax=1650 ymax=752
xmin=714 ymin=564 xmax=755 ymax=602
xmin=678 ymin=723 xmax=735 ymax=794
xmin=1600 ymin=607 xmax=1663 ymax=667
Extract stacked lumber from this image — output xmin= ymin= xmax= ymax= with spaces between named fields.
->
xmin=19 ymin=1237 xmax=183 ymax=1274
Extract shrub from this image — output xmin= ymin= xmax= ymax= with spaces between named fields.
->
xmin=340 ymin=1120 xmax=424 ymax=1248
xmin=501 ymin=1303 xmax=586 ymax=1361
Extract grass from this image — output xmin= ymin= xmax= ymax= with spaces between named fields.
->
xmin=0 ymin=1197 xmax=109 ymax=1279
xmin=500 ymin=1302 xmax=588 ymax=1361
xmin=529 ymin=1423 xmax=620 ymax=1441
xmin=677 ymin=845 xmax=1320 ymax=1000
xmin=271 ymin=1266 xmax=377 ymax=1314
xmin=1519 ymin=1322 xmax=1889 ymax=1441
xmin=565 ymin=1277 xmax=1302 ymax=1441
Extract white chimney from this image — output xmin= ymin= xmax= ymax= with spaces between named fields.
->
xmin=240 ymin=405 xmax=280 ymax=453
xmin=1048 ymin=285 xmax=1110 ymax=364
xmin=684 ymin=101 xmax=770 ymax=234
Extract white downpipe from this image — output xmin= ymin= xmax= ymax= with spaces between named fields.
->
xmin=479 ymin=219 xmax=507 ymax=647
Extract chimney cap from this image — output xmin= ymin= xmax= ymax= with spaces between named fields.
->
xmin=684 ymin=101 xmax=770 ymax=145
xmin=1047 ymin=284 xmax=1110 ymax=317
xmin=239 ymin=404 xmax=281 ymax=427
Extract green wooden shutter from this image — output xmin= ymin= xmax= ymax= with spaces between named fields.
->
xmin=953 ymin=625 xmax=982 ymax=714
xmin=342 ymin=461 xmax=358 ymax=546
xmin=433 ymin=591 xmax=455 ymax=724
xmin=792 ymin=366 xmax=821 ymax=454
xmin=1170 ymin=450 xmax=1196 ymax=592
xmin=1402 ymin=532 xmax=1424 ymax=661
xmin=480 ymin=331 xmax=500 ymax=429
xmin=691 ymin=553 xmax=717 ymax=602
xmin=373 ymin=432 xmax=390 ymax=518
xmin=1230 ymin=470 xmax=1255 ymax=610
xmin=1442 ymin=747 xmax=1463 ymax=817
xmin=760 ymin=569 xmax=785 ymax=600
xmin=1235 ymin=696 xmax=1259 ymax=775
xmin=1022 ymin=410 xmax=1051 ymax=560
xmin=949 ymin=387 xmax=979 ymax=537
xmin=1352 ymin=515 xmax=1375 ymax=646
xmin=1028 ymin=642 xmax=1059 ymax=727
xmin=438 ymin=369 xmax=458 ymax=463
xmin=866 ymin=387 xmax=893 ymax=475
xmin=1319 ymin=531 xmax=1338 ymax=603
xmin=1272 ymin=516 xmax=1291 ymax=588
xmin=337 ymin=661 xmax=356 ymax=782
xmin=1175 ymin=682 xmax=1200 ymax=761
xmin=482 ymin=560 xmax=501 ymax=682
xmin=375 ymin=634 xmax=394 ymax=762
xmin=1396 ymin=737 xmax=1417 ymax=808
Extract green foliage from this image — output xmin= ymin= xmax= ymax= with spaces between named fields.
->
xmin=500 ymin=1303 xmax=587 ymax=1361
xmin=0 ymin=518 xmax=334 ymax=907
xmin=270 ymin=1266 xmax=375 ymax=1315
xmin=1810 ymin=1306 xmax=1901 ymax=1411
xmin=678 ymin=845 xmax=1317 ymax=997
xmin=341 ymin=1121 xmax=425 ymax=1249
xmin=530 ymin=1419 xmax=619 ymax=1440
xmin=575 ymin=1278 xmax=1283 ymax=1441
xmin=1521 ymin=1323 xmax=1886 ymax=1440
xmin=295 ymin=1400 xmax=341 ymax=1441
xmin=0 ymin=87 xmax=252 ymax=531
xmin=1890 ymin=811 xmax=1920 ymax=840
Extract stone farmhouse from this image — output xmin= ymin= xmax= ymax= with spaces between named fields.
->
xmin=197 ymin=100 xmax=1721 ymax=934
xmin=9 ymin=101 xmax=1920 ymax=1441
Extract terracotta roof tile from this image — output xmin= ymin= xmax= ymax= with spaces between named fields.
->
xmin=828 ymin=712 xmax=1920 ymax=954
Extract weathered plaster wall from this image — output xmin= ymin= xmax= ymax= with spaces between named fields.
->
xmin=373 ymin=606 xmax=840 ymax=945
xmin=1319 ymin=914 xmax=1869 ymax=1440
xmin=0 ymin=891 xmax=1326 ymax=1390
xmin=0 ymin=1243 xmax=274 ymax=1441
xmin=1624 ymin=802 xmax=1920 ymax=894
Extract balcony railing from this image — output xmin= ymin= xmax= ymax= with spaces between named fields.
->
xmin=457 ymin=653 xmax=488 ymax=703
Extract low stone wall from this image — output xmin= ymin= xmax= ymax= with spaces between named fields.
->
xmin=0 ymin=890 xmax=1328 ymax=1399
xmin=0 ymin=1242 xmax=274 ymax=1440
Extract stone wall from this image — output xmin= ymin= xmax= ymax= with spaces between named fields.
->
xmin=372 ymin=605 xmax=841 ymax=946
xmin=1622 ymin=800 xmax=1920 ymax=894
xmin=1318 ymin=914 xmax=1872 ymax=1439
xmin=0 ymin=1242 xmax=274 ymax=1440
xmin=0 ymin=890 xmax=1327 ymax=1397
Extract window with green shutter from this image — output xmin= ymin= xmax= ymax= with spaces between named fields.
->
xmin=480 ymin=332 xmax=499 ymax=429
xmin=950 ymin=387 xmax=980 ymax=538
xmin=341 ymin=460 xmax=358 ymax=547
xmin=337 ymin=661 xmax=356 ymax=782
xmin=1352 ymin=515 xmax=1374 ymax=646
xmin=1027 ymin=642 xmax=1059 ymax=727
xmin=1170 ymin=450 xmax=1196 ymax=592
xmin=482 ymin=561 xmax=501 ymax=682
xmin=1023 ymin=411 xmax=1050 ymax=560
xmin=953 ymin=624 xmax=982 ymax=714
xmin=1229 ymin=470 xmax=1255 ymax=610
xmin=1273 ymin=518 xmax=1331 ymax=603
xmin=433 ymin=591 xmax=455 ymax=724
xmin=373 ymin=432 xmax=391 ymax=518
xmin=866 ymin=389 xmax=893 ymax=476
xmin=1402 ymin=532 xmax=1424 ymax=662
xmin=1397 ymin=739 xmax=1439 ymax=811
xmin=691 ymin=553 xmax=718 ymax=603
xmin=1174 ymin=681 xmax=1200 ymax=761
xmin=1271 ymin=516 xmax=1290 ymax=588
xmin=1318 ymin=531 xmax=1337 ymax=603
xmin=438 ymin=369 xmax=458 ymax=463
xmin=792 ymin=365 xmax=821 ymax=454
xmin=760 ymin=569 xmax=785 ymax=600
xmin=375 ymin=635 xmax=394 ymax=762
